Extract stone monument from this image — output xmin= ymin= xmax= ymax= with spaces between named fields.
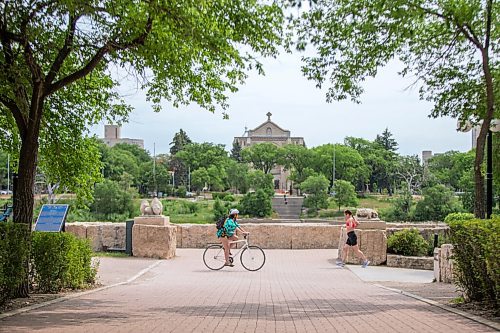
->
xmin=132 ymin=197 xmax=176 ymax=259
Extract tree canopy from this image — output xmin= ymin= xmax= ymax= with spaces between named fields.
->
xmin=0 ymin=0 xmax=284 ymax=224
xmin=294 ymin=0 xmax=498 ymax=217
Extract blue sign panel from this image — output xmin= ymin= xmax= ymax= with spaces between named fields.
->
xmin=34 ymin=204 xmax=69 ymax=232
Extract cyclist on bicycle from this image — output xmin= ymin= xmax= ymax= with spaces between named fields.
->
xmin=217 ymin=208 xmax=249 ymax=267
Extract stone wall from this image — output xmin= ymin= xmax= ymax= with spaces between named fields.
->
xmin=66 ymin=222 xmax=342 ymax=251
xmin=132 ymin=224 xmax=176 ymax=259
xmin=386 ymin=225 xmax=450 ymax=242
xmin=434 ymin=244 xmax=454 ymax=283
xmin=386 ymin=254 xmax=434 ymax=270
xmin=176 ymin=223 xmax=341 ymax=249
xmin=66 ymin=222 xmax=126 ymax=252
xmin=337 ymin=227 xmax=387 ymax=265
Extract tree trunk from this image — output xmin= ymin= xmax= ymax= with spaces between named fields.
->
xmin=12 ymin=90 xmax=43 ymax=298
xmin=473 ymin=46 xmax=495 ymax=219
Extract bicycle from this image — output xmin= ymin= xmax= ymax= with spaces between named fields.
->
xmin=203 ymin=234 xmax=266 ymax=271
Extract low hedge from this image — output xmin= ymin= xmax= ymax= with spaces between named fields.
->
xmin=0 ymin=223 xmax=30 ymax=305
xmin=448 ymin=217 xmax=499 ymax=307
xmin=387 ymin=228 xmax=429 ymax=257
xmin=31 ymin=232 xmax=97 ymax=293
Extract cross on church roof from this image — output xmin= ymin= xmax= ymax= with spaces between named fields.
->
xmin=266 ymin=112 xmax=272 ymax=121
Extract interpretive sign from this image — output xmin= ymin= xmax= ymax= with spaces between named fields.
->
xmin=34 ymin=204 xmax=70 ymax=232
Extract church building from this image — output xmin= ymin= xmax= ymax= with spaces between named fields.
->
xmin=233 ymin=113 xmax=305 ymax=192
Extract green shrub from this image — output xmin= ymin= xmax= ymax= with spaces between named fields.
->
xmin=387 ymin=229 xmax=429 ymax=256
xmin=31 ymin=232 xmax=97 ymax=293
xmin=211 ymin=192 xmax=226 ymax=200
xmin=176 ymin=185 xmax=187 ymax=198
xmin=444 ymin=212 xmax=474 ymax=223
xmin=213 ymin=198 xmax=231 ymax=221
xmin=447 ymin=218 xmax=499 ymax=306
xmin=318 ymin=209 xmax=336 ymax=218
xmin=223 ymin=194 xmax=235 ymax=202
xmin=0 ymin=223 xmax=30 ymax=305
xmin=239 ymin=189 xmax=272 ymax=217
xmin=91 ymin=179 xmax=134 ymax=218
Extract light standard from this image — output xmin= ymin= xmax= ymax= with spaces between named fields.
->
xmin=458 ymin=119 xmax=499 ymax=218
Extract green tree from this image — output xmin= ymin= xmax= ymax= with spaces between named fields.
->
xmin=225 ymin=160 xmax=249 ymax=194
xmin=169 ymin=130 xmax=192 ymax=156
xmin=344 ymin=136 xmax=396 ymax=193
xmin=0 ymin=1 xmax=284 ymax=228
xmin=395 ymin=155 xmax=424 ymax=194
xmin=413 ymin=184 xmax=462 ymax=221
xmin=248 ymin=170 xmax=274 ymax=197
xmin=230 ymin=141 xmax=243 ymax=163
xmin=91 ymin=180 xmax=133 ymax=218
xmin=426 ymin=151 xmax=475 ymax=191
xmin=191 ymin=167 xmax=210 ymax=193
xmin=332 ymin=179 xmax=358 ymax=211
xmin=301 ymin=175 xmax=329 ymax=211
xmin=176 ymin=142 xmax=229 ymax=171
xmin=375 ymin=128 xmax=399 ymax=152
xmin=38 ymin=137 xmax=103 ymax=206
xmin=169 ymin=130 xmax=193 ymax=187
xmin=281 ymin=144 xmax=313 ymax=192
xmin=294 ymin=1 xmax=497 ymax=218
xmin=241 ymin=143 xmax=282 ymax=174
xmin=311 ymin=144 xmax=368 ymax=189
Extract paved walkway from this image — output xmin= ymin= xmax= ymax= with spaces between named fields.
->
xmin=0 ymin=249 xmax=495 ymax=333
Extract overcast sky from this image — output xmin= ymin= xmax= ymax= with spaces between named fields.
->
xmin=89 ymin=50 xmax=472 ymax=158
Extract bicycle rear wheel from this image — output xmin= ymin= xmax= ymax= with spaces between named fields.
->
xmin=203 ymin=244 xmax=226 ymax=270
xmin=240 ymin=245 xmax=266 ymax=271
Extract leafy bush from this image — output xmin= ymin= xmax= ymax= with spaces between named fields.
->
xmin=211 ymin=192 xmax=226 ymax=200
xmin=387 ymin=229 xmax=429 ymax=256
xmin=176 ymin=185 xmax=187 ymax=198
xmin=0 ymin=223 xmax=30 ymax=305
xmin=444 ymin=212 xmax=474 ymax=223
xmin=413 ymin=185 xmax=462 ymax=221
xmin=318 ymin=209 xmax=337 ymax=218
xmin=223 ymin=194 xmax=235 ymax=202
xmin=91 ymin=179 xmax=134 ymax=218
xmin=213 ymin=198 xmax=231 ymax=221
xmin=31 ymin=232 xmax=97 ymax=293
xmin=448 ymin=217 xmax=499 ymax=306
xmin=239 ymin=189 xmax=272 ymax=217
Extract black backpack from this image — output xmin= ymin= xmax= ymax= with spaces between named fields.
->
xmin=216 ymin=216 xmax=227 ymax=230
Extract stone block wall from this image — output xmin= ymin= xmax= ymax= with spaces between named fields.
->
xmin=387 ymin=254 xmax=434 ymax=270
xmin=66 ymin=222 xmax=126 ymax=252
xmin=434 ymin=244 xmax=454 ymax=283
xmin=176 ymin=223 xmax=341 ymax=249
xmin=337 ymin=227 xmax=387 ymax=265
xmin=132 ymin=224 xmax=176 ymax=259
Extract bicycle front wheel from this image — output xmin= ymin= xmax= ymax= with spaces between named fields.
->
xmin=240 ymin=245 xmax=266 ymax=271
xmin=203 ymin=244 xmax=226 ymax=270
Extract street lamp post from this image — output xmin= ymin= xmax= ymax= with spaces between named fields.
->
xmin=458 ymin=119 xmax=499 ymax=218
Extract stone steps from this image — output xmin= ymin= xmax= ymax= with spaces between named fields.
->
xmin=272 ymin=197 xmax=304 ymax=220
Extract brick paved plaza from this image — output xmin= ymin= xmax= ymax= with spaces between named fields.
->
xmin=0 ymin=249 xmax=494 ymax=333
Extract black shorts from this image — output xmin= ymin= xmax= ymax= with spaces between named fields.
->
xmin=346 ymin=231 xmax=357 ymax=246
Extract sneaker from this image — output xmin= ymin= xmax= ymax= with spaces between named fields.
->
xmin=336 ymin=261 xmax=345 ymax=267
xmin=362 ymin=260 xmax=370 ymax=268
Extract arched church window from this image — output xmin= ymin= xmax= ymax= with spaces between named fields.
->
xmin=266 ymin=127 xmax=272 ymax=136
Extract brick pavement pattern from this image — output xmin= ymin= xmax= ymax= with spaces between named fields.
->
xmin=0 ymin=249 xmax=494 ymax=333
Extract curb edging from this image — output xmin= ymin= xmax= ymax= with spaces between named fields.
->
xmin=0 ymin=260 xmax=162 ymax=320
xmin=374 ymin=284 xmax=500 ymax=331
